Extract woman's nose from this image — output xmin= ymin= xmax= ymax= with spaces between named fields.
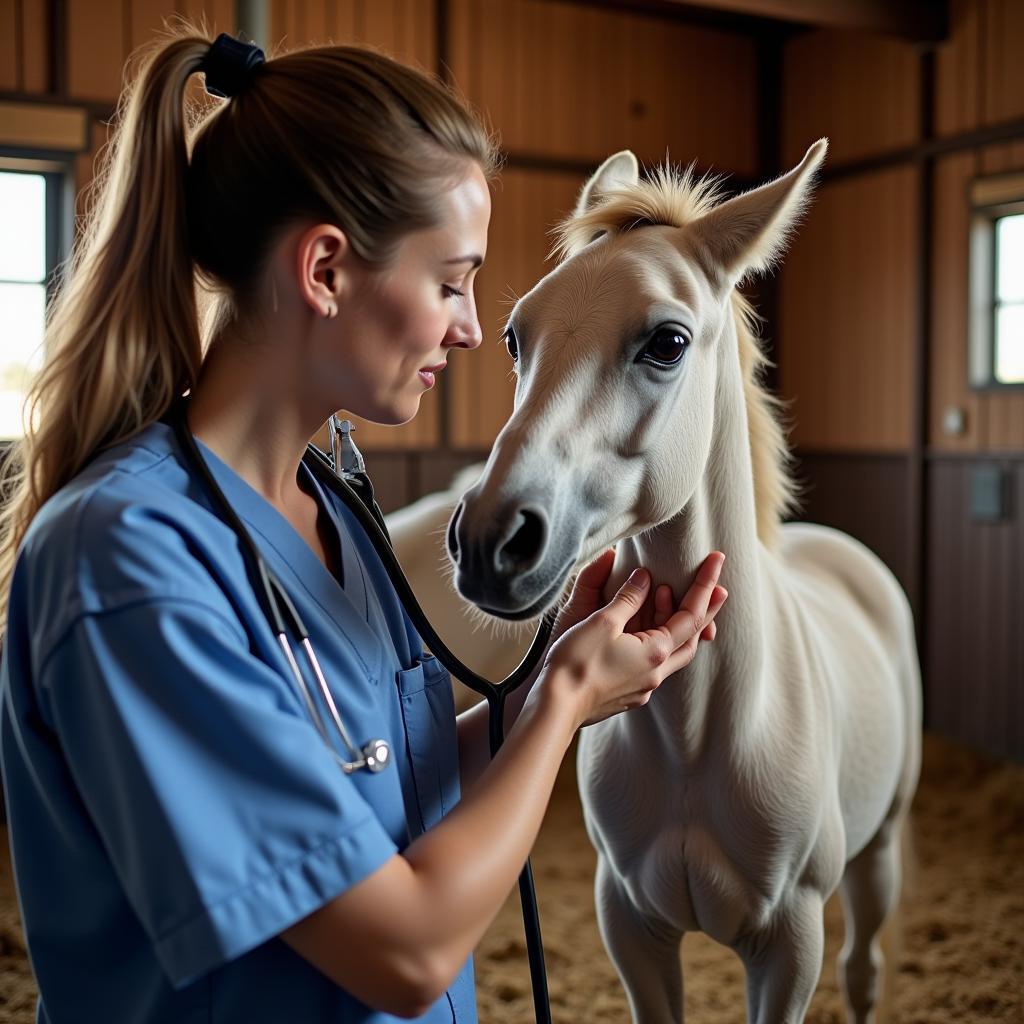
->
xmin=443 ymin=312 xmax=483 ymax=351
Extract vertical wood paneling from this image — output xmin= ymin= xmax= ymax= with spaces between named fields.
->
xmin=21 ymin=0 xmax=49 ymax=92
xmin=983 ymin=0 xmax=1024 ymax=126
xmin=791 ymin=454 xmax=912 ymax=593
xmin=67 ymin=0 xmax=126 ymax=99
xmin=935 ymin=0 xmax=982 ymax=137
xmin=338 ymin=390 xmax=441 ymax=451
xmin=175 ymin=0 xmax=234 ymax=36
xmin=926 ymin=459 xmax=1024 ymax=761
xmin=936 ymin=0 xmax=1024 ymax=138
xmin=0 ymin=0 xmax=18 ymax=91
xmin=360 ymin=0 xmax=435 ymax=71
xmin=929 ymin=153 xmax=981 ymax=451
xmin=779 ymin=167 xmax=918 ymax=451
xmin=781 ymin=28 xmax=920 ymax=167
xmin=128 ymin=0 xmax=176 ymax=51
xmin=450 ymin=168 xmax=583 ymax=448
xmin=270 ymin=0 xmax=435 ymax=68
xmin=447 ymin=0 xmax=757 ymax=176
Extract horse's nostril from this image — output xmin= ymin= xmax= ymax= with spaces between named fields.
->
xmin=447 ymin=502 xmax=464 ymax=565
xmin=495 ymin=507 xmax=547 ymax=574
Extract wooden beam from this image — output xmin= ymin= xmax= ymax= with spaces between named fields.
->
xmin=660 ymin=0 xmax=948 ymax=43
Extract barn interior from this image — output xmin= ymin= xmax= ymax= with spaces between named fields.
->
xmin=0 ymin=1 xmax=1021 ymax=1021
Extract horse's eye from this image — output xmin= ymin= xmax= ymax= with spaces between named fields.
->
xmin=638 ymin=326 xmax=690 ymax=367
xmin=504 ymin=326 xmax=519 ymax=362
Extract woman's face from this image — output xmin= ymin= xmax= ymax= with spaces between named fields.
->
xmin=330 ymin=163 xmax=492 ymax=425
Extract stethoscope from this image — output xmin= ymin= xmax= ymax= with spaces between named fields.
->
xmin=172 ymin=403 xmax=556 ymax=1024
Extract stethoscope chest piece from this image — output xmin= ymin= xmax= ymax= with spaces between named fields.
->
xmin=345 ymin=739 xmax=391 ymax=774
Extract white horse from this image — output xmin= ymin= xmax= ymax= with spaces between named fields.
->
xmin=444 ymin=140 xmax=921 ymax=1024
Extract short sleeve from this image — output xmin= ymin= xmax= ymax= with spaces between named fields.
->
xmin=39 ymin=597 xmax=399 ymax=989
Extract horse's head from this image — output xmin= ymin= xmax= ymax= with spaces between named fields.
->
xmin=448 ymin=141 xmax=827 ymax=619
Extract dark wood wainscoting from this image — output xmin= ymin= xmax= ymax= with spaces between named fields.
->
xmin=789 ymin=451 xmax=913 ymax=594
xmin=926 ymin=457 xmax=1023 ymax=762
xmin=365 ymin=450 xmax=487 ymax=515
xmin=792 ymin=450 xmax=1022 ymax=762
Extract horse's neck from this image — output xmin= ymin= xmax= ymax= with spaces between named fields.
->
xmin=616 ymin=321 xmax=770 ymax=758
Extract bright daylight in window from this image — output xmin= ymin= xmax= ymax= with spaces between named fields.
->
xmin=995 ymin=213 xmax=1024 ymax=384
xmin=0 ymin=170 xmax=47 ymax=438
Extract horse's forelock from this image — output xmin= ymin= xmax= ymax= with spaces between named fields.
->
xmin=550 ymin=163 xmax=725 ymax=263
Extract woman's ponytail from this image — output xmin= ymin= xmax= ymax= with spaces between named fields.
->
xmin=1 ymin=24 xmax=499 ymax=629
xmin=0 ymin=31 xmax=212 ymax=628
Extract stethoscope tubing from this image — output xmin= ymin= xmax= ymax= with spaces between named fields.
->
xmin=173 ymin=411 xmax=555 ymax=1024
xmin=302 ymin=444 xmax=556 ymax=1024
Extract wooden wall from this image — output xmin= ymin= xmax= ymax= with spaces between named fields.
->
xmin=3 ymin=0 xmax=1021 ymax=758
xmin=777 ymin=0 xmax=1024 ymax=761
xmin=1 ymin=0 xmax=760 ymax=474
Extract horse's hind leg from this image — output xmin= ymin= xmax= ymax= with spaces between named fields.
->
xmin=837 ymin=821 xmax=902 ymax=1024
xmin=594 ymin=856 xmax=684 ymax=1024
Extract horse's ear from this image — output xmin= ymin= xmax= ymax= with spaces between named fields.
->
xmin=690 ymin=139 xmax=828 ymax=285
xmin=575 ymin=151 xmax=639 ymax=216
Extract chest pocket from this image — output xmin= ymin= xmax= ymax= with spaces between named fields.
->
xmin=396 ymin=655 xmax=461 ymax=835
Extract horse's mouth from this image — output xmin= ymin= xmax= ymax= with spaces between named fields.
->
xmin=466 ymin=557 xmax=575 ymax=622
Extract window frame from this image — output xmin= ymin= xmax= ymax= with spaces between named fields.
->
xmin=967 ymin=172 xmax=1024 ymax=392
xmin=0 ymin=149 xmax=75 ymax=443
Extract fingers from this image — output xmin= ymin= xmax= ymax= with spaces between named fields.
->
xmin=555 ymin=550 xmax=616 ymax=635
xmin=653 ymin=583 xmax=674 ymax=629
xmin=625 ymin=581 xmax=668 ymax=634
xmin=603 ymin=567 xmax=652 ymax=629
xmin=662 ymin=584 xmax=727 ymax=676
xmin=662 ymin=552 xmax=725 ymax=649
xmin=568 ymin=549 xmax=615 ymax=605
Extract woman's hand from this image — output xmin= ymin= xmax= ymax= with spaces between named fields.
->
xmin=538 ymin=550 xmax=727 ymax=728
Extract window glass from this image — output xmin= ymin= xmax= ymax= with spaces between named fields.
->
xmin=996 ymin=214 xmax=1024 ymax=303
xmin=995 ymin=303 xmax=1024 ymax=384
xmin=995 ymin=213 xmax=1024 ymax=384
xmin=0 ymin=171 xmax=46 ymax=282
xmin=0 ymin=170 xmax=48 ymax=438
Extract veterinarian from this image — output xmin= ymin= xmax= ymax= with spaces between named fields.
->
xmin=0 ymin=30 xmax=727 ymax=1024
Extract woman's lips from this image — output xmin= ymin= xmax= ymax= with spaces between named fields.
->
xmin=418 ymin=363 xmax=446 ymax=388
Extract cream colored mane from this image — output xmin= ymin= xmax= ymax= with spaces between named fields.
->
xmin=551 ymin=166 xmax=797 ymax=550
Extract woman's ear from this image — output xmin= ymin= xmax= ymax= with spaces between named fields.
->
xmin=296 ymin=224 xmax=349 ymax=319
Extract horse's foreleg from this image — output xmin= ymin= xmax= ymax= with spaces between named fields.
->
xmin=738 ymin=890 xmax=825 ymax=1024
xmin=594 ymin=856 xmax=684 ymax=1024
xmin=837 ymin=821 xmax=903 ymax=1024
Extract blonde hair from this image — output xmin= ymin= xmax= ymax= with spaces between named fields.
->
xmin=0 ymin=27 xmax=497 ymax=629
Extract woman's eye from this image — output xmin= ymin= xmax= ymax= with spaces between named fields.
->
xmin=637 ymin=327 xmax=690 ymax=368
xmin=504 ymin=327 xmax=519 ymax=362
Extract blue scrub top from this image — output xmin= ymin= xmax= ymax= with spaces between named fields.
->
xmin=0 ymin=421 xmax=477 ymax=1024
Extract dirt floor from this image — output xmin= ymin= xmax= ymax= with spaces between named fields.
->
xmin=0 ymin=731 xmax=1021 ymax=1022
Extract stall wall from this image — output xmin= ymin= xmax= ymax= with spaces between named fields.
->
xmin=1 ymin=0 xmax=761 ymax=499
xmin=777 ymin=0 xmax=1024 ymax=760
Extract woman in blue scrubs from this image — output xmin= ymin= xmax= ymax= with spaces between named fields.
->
xmin=0 ymin=28 xmax=727 ymax=1024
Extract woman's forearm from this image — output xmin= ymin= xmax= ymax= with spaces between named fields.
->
xmin=282 ymin=670 xmax=578 ymax=1011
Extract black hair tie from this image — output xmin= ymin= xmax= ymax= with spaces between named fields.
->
xmin=200 ymin=33 xmax=265 ymax=99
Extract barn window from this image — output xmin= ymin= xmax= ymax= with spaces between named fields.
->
xmin=969 ymin=173 xmax=1024 ymax=388
xmin=0 ymin=161 xmax=69 ymax=438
